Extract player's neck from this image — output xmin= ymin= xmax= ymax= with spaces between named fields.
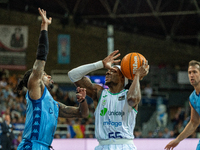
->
xmin=195 ymin=87 xmax=200 ymax=95
xmin=194 ymin=83 xmax=200 ymax=95
xmin=108 ymin=85 xmax=124 ymax=93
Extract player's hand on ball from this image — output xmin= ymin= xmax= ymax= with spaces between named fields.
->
xmin=136 ymin=60 xmax=149 ymax=80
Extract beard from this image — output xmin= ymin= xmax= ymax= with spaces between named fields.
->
xmin=46 ymin=83 xmax=54 ymax=91
xmin=105 ymin=81 xmax=117 ymax=87
xmin=49 ymin=83 xmax=54 ymax=90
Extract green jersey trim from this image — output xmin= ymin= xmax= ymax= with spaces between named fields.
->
xmin=132 ymin=107 xmax=138 ymax=113
xmin=107 ymin=89 xmax=126 ymax=95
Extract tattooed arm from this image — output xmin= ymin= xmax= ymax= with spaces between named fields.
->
xmin=58 ymin=87 xmax=89 ymax=118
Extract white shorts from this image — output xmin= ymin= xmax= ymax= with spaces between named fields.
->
xmin=95 ymin=144 xmax=137 ymax=150
xmin=95 ymin=139 xmax=137 ymax=150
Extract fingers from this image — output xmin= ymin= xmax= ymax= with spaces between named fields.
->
xmin=110 ymin=50 xmax=119 ymax=57
xmin=113 ymin=53 xmax=121 ymax=59
xmin=164 ymin=144 xmax=174 ymax=150
xmin=38 ymin=8 xmax=42 ymax=15
xmin=113 ymin=59 xmax=121 ymax=64
xmin=76 ymin=87 xmax=86 ymax=101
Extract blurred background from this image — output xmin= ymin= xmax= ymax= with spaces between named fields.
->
xmin=0 ymin=0 xmax=200 ymax=149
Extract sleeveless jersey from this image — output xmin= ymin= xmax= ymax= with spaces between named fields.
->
xmin=18 ymin=86 xmax=59 ymax=149
xmin=94 ymin=89 xmax=137 ymax=140
xmin=189 ymin=90 xmax=200 ymax=116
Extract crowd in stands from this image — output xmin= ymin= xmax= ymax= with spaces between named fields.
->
xmin=0 ymin=69 xmax=199 ymax=150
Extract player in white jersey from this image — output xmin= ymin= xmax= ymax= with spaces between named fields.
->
xmin=68 ymin=50 xmax=149 ymax=150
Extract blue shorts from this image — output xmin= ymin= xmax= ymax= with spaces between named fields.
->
xmin=17 ymin=139 xmax=50 ymax=150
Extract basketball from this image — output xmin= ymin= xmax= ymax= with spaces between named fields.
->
xmin=121 ymin=52 xmax=147 ymax=80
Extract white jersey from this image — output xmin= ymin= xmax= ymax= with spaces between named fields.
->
xmin=94 ymin=89 xmax=137 ymax=140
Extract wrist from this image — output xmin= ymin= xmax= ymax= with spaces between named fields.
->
xmin=80 ymin=99 xmax=85 ymax=103
xmin=134 ymin=74 xmax=140 ymax=78
xmin=41 ymin=24 xmax=48 ymax=31
xmin=94 ymin=60 xmax=104 ymax=69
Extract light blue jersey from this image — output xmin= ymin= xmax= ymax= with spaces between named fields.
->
xmin=17 ymin=86 xmax=59 ymax=150
xmin=190 ymin=90 xmax=200 ymax=116
xmin=189 ymin=90 xmax=200 ymax=150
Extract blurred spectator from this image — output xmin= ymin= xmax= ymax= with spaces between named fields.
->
xmin=176 ymin=120 xmax=184 ymax=134
xmin=87 ymin=133 xmax=94 ymax=138
xmin=1 ymin=114 xmax=14 ymax=150
xmin=134 ymin=129 xmax=143 ymax=138
xmin=0 ymin=76 xmax=7 ymax=88
xmin=169 ymin=130 xmax=175 ymax=138
xmin=54 ymin=134 xmax=61 ymax=139
xmin=171 ymin=107 xmax=185 ymax=129
xmin=147 ymin=131 xmax=154 ymax=138
xmin=173 ymin=127 xmax=179 ymax=138
xmin=157 ymin=131 xmax=164 ymax=138
xmin=8 ymin=74 xmax=18 ymax=89
xmin=143 ymin=83 xmax=153 ymax=98
xmin=163 ymin=127 xmax=171 ymax=138
xmin=156 ymin=104 xmax=168 ymax=127
xmin=12 ymin=133 xmax=22 ymax=150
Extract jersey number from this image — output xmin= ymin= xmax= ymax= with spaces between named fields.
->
xmin=108 ymin=132 xmax=122 ymax=138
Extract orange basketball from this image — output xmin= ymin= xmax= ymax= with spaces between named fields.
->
xmin=121 ymin=52 xmax=147 ymax=80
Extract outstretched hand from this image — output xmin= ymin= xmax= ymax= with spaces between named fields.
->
xmin=164 ymin=139 xmax=180 ymax=150
xmin=76 ymin=87 xmax=86 ymax=103
xmin=102 ymin=50 xmax=121 ymax=70
xmin=38 ymin=8 xmax=52 ymax=26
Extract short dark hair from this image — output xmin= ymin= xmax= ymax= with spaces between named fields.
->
xmin=189 ymin=60 xmax=200 ymax=71
xmin=16 ymin=69 xmax=33 ymax=93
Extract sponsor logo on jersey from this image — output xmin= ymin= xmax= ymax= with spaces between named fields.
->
xmin=103 ymin=119 xmax=122 ymax=127
xmin=108 ymin=111 xmax=125 ymax=117
xmin=103 ymin=95 xmax=107 ymax=98
xmin=100 ymin=108 xmax=107 ymax=116
xmin=33 ymin=107 xmax=41 ymax=111
xmin=49 ymin=108 xmax=53 ymax=114
xmin=133 ymin=55 xmax=138 ymax=74
xmin=118 ymin=95 xmax=125 ymax=101
xmin=102 ymin=99 xmax=107 ymax=106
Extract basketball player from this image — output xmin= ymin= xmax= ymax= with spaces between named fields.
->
xmin=16 ymin=8 xmax=89 ymax=150
xmin=68 ymin=50 xmax=149 ymax=150
xmin=165 ymin=60 xmax=200 ymax=150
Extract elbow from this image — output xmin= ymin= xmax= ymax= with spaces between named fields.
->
xmin=127 ymin=96 xmax=140 ymax=107
xmin=190 ymin=119 xmax=200 ymax=129
xmin=68 ymin=70 xmax=81 ymax=83
xmin=68 ymin=71 xmax=73 ymax=81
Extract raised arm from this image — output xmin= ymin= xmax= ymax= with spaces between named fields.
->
xmin=68 ymin=50 xmax=121 ymax=101
xmin=127 ymin=60 xmax=149 ymax=109
xmin=28 ymin=8 xmax=52 ymax=100
xmin=58 ymin=87 xmax=89 ymax=118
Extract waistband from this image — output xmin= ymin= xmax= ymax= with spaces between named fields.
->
xmin=98 ymin=139 xmax=134 ymax=145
